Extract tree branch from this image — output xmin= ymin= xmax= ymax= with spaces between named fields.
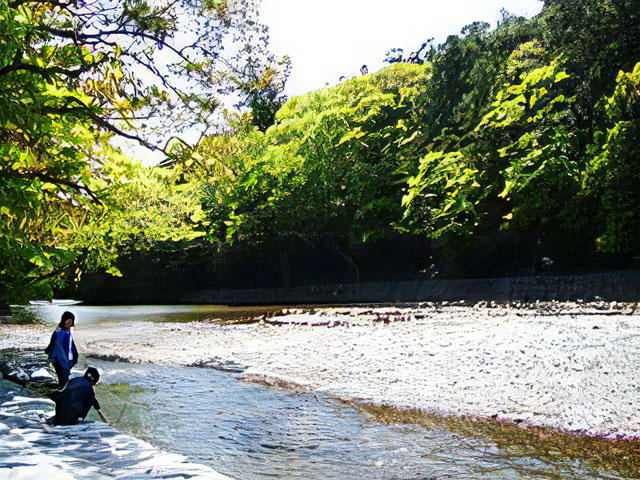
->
xmin=0 ymin=62 xmax=88 ymax=78
xmin=25 ymin=264 xmax=69 ymax=286
xmin=8 ymin=0 xmax=72 ymax=8
xmin=16 ymin=169 xmax=102 ymax=203
xmin=44 ymin=93 xmax=166 ymax=154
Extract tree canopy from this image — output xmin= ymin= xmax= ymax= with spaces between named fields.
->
xmin=3 ymin=0 xmax=640 ymax=302
xmin=0 ymin=0 xmax=286 ymax=302
xmin=179 ymin=0 xmax=640 ymax=283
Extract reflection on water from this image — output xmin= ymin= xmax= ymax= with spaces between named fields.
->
xmin=89 ymin=360 xmax=633 ymax=480
xmin=25 ymin=304 xmax=285 ymax=325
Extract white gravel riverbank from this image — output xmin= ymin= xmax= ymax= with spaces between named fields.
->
xmin=1 ymin=303 xmax=639 ymax=439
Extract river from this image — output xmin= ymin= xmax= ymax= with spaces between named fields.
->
xmin=90 ymin=358 xmax=635 ymax=479
xmin=4 ymin=303 xmax=639 ymax=479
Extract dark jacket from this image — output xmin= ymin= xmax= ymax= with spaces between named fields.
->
xmin=44 ymin=329 xmax=78 ymax=370
xmin=54 ymin=377 xmax=100 ymax=425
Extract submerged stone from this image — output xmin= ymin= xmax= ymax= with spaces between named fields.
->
xmin=31 ymin=368 xmax=55 ymax=381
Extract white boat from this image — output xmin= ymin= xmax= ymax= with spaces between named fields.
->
xmin=28 ymin=299 xmax=83 ymax=306
xmin=51 ymin=299 xmax=82 ymax=306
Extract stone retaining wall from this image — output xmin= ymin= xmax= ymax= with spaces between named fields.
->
xmin=186 ymin=271 xmax=640 ymax=305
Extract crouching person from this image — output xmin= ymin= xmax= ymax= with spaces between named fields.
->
xmin=54 ymin=367 xmax=101 ymax=426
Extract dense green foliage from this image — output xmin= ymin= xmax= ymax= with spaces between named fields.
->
xmin=0 ymin=0 xmax=283 ymax=303
xmin=183 ymin=0 xmax=640 ymax=281
xmin=4 ymin=0 xmax=640 ymax=302
xmin=190 ymin=64 xmax=430 ymax=248
xmin=170 ymin=64 xmax=429 ymax=281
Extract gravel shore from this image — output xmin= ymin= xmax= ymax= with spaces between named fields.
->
xmin=0 ymin=382 xmax=231 ymax=480
xmin=2 ymin=303 xmax=639 ymax=439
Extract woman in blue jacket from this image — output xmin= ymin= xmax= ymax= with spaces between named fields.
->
xmin=44 ymin=311 xmax=78 ymax=390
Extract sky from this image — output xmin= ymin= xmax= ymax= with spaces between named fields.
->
xmin=132 ymin=0 xmax=544 ymax=165
xmin=260 ymin=0 xmax=543 ymax=97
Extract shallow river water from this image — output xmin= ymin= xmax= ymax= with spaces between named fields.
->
xmin=92 ymin=359 xmax=623 ymax=480
xmin=13 ymin=304 xmax=640 ymax=479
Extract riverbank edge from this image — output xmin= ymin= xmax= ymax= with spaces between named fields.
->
xmin=0 ymin=351 xmax=233 ymax=480
xmin=240 ymin=371 xmax=640 ymax=443
xmin=80 ymin=353 xmax=640 ymax=475
xmin=80 ymin=347 xmax=640 ymax=444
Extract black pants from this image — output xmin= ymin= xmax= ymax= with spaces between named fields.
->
xmin=54 ymin=405 xmax=80 ymax=426
xmin=53 ymin=364 xmax=70 ymax=390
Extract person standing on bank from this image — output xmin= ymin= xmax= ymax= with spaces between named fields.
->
xmin=44 ymin=311 xmax=78 ymax=390
xmin=53 ymin=367 xmax=101 ymax=426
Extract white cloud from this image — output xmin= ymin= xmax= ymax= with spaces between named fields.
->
xmin=261 ymin=0 xmax=543 ymax=96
